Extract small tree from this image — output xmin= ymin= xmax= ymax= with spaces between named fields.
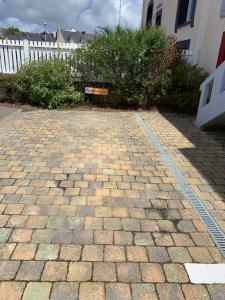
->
xmin=72 ymin=26 xmax=178 ymax=107
xmin=5 ymin=27 xmax=20 ymax=35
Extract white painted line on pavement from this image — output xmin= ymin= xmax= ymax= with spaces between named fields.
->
xmin=185 ymin=263 xmax=225 ymax=284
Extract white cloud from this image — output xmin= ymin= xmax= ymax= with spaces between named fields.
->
xmin=0 ymin=0 xmax=142 ymax=33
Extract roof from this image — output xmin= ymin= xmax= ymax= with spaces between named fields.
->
xmin=3 ymin=32 xmax=55 ymax=42
xmin=60 ymin=30 xmax=93 ymax=44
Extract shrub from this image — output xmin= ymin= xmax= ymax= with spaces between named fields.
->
xmin=14 ymin=58 xmax=84 ymax=109
xmin=72 ymin=27 xmax=178 ymax=107
xmin=0 ymin=74 xmax=14 ymax=102
xmin=161 ymin=60 xmax=208 ymax=113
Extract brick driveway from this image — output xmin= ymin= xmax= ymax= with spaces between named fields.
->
xmin=0 ymin=108 xmax=225 ymax=299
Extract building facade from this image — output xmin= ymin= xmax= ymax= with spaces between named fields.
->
xmin=141 ymin=0 xmax=225 ymax=73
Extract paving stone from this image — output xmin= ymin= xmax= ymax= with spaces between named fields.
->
xmin=188 ymin=247 xmax=214 ymax=263
xmin=26 ymin=216 xmax=48 ymax=228
xmin=168 ymin=247 xmax=192 ymax=263
xmin=104 ymin=217 xmax=122 ymax=230
xmin=140 ymin=263 xmax=165 ymax=283
xmin=42 ymin=261 xmax=67 ymax=281
xmin=114 ymin=231 xmax=133 ymax=245
xmin=32 ymin=229 xmax=53 ymax=243
xmin=177 ymin=220 xmax=196 ymax=233
xmin=134 ymin=232 xmax=154 ymax=246
xmin=0 ymin=215 xmax=9 ymax=227
xmin=95 ymin=206 xmax=112 ymax=217
xmin=182 ymin=284 xmax=210 ymax=300
xmin=67 ymin=262 xmax=92 ymax=281
xmin=7 ymin=215 xmax=28 ymax=228
xmin=79 ymin=282 xmax=104 ymax=300
xmin=106 ymin=283 xmax=131 ymax=300
xmin=77 ymin=206 xmax=95 ymax=217
xmin=0 ymin=282 xmax=25 ymax=300
xmin=122 ymin=218 xmax=141 ymax=231
xmin=2 ymin=194 xmax=21 ymax=203
xmin=60 ymin=245 xmax=81 ymax=261
xmin=94 ymin=230 xmax=113 ymax=244
xmin=51 ymin=229 xmax=73 ymax=244
xmin=127 ymin=246 xmax=148 ymax=262
xmin=71 ymin=196 xmax=87 ymax=205
xmin=82 ymin=245 xmax=103 ymax=261
xmin=112 ymin=207 xmax=128 ymax=218
xmin=147 ymin=246 xmax=170 ymax=263
xmin=16 ymin=261 xmax=44 ymax=281
xmin=191 ymin=233 xmax=214 ymax=247
xmin=207 ymin=285 xmax=225 ymax=300
xmin=104 ymin=245 xmax=126 ymax=262
xmin=47 ymin=216 xmax=68 ymax=229
xmin=0 ymin=243 xmax=16 ymax=259
xmin=35 ymin=244 xmax=59 ymax=260
xmin=163 ymin=264 xmax=189 ymax=283
xmin=51 ymin=282 xmax=79 ymax=300
xmin=12 ymin=243 xmax=37 ymax=260
xmin=157 ymin=283 xmax=185 ymax=300
xmin=85 ymin=217 xmax=103 ymax=229
xmin=10 ymin=229 xmax=32 ymax=243
xmin=93 ymin=262 xmax=117 ymax=282
xmin=0 ymin=260 xmax=20 ymax=280
xmin=132 ymin=283 xmax=158 ymax=300
xmin=117 ymin=263 xmax=141 ymax=282
xmin=153 ymin=233 xmax=174 ymax=246
xmin=73 ymin=229 xmax=93 ymax=244
xmin=0 ymin=228 xmax=12 ymax=242
xmin=23 ymin=282 xmax=52 ymax=300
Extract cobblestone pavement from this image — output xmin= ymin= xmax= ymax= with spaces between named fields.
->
xmin=0 ymin=109 xmax=225 ymax=299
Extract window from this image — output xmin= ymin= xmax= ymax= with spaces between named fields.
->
xmin=146 ymin=0 xmax=154 ymax=27
xmin=175 ymin=0 xmax=197 ymax=31
xmin=155 ymin=9 xmax=162 ymax=26
xmin=186 ymin=0 xmax=194 ymax=22
xmin=221 ymin=0 xmax=225 ymax=17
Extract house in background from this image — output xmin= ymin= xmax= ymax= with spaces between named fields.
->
xmin=141 ymin=0 xmax=225 ymax=73
xmin=1 ymin=31 xmax=55 ymax=43
xmin=56 ymin=29 xmax=93 ymax=44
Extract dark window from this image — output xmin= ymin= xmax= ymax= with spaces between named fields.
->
xmin=146 ymin=0 xmax=154 ymax=27
xmin=155 ymin=9 xmax=162 ymax=26
xmin=175 ymin=0 xmax=197 ymax=31
xmin=177 ymin=39 xmax=191 ymax=50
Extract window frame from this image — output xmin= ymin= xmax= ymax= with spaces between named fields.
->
xmin=221 ymin=0 xmax=225 ymax=17
xmin=175 ymin=0 xmax=197 ymax=32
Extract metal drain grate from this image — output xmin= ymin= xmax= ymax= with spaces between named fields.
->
xmin=136 ymin=113 xmax=225 ymax=258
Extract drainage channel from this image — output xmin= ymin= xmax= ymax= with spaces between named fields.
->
xmin=136 ymin=112 xmax=225 ymax=259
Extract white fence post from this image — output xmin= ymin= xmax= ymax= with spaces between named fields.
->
xmin=23 ymin=40 xmax=30 ymax=63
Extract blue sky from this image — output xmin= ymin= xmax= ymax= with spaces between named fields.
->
xmin=0 ymin=0 xmax=142 ymax=33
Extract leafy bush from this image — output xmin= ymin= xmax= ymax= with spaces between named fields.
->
xmin=72 ymin=27 xmax=178 ymax=107
xmin=14 ymin=58 xmax=84 ymax=109
xmin=161 ymin=60 xmax=208 ymax=113
xmin=0 ymin=74 xmax=14 ymax=102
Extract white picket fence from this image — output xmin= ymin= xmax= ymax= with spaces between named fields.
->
xmin=0 ymin=39 xmax=80 ymax=74
xmin=182 ymin=49 xmax=199 ymax=66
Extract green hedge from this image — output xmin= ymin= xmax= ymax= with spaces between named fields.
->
xmin=160 ymin=60 xmax=208 ymax=113
xmin=13 ymin=58 xmax=84 ymax=109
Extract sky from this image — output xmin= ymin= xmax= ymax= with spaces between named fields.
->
xmin=0 ymin=0 xmax=142 ymax=34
